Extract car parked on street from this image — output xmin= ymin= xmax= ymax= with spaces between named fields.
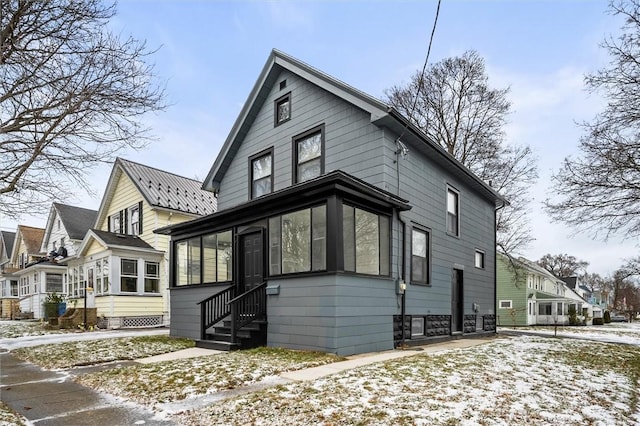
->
xmin=611 ymin=314 xmax=628 ymax=322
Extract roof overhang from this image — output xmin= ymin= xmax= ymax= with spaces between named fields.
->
xmin=158 ymin=170 xmax=411 ymax=237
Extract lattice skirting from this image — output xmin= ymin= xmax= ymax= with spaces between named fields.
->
xmin=103 ymin=315 xmax=166 ymax=329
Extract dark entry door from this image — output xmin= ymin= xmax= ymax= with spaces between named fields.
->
xmin=241 ymin=231 xmax=263 ymax=293
xmin=451 ymin=268 xmax=463 ymax=333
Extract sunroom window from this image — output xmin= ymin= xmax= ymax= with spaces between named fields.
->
xmin=343 ymin=205 xmax=390 ymax=276
xmin=269 ymin=205 xmax=326 ymax=275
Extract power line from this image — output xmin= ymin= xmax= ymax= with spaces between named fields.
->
xmin=396 ymin=0 xmax=442 ymax=144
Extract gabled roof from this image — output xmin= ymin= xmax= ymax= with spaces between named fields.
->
xmin=0 ymin=231 xmax=16 ymax=262
xmin=41 ymin=203 xmax=98 ymax=252
xmin=77 ymin=229 xmax=162 ymax=257
xmin=203 ymin=49 xmax=505 ymax=206
xmin=54 ymin=203 xmax=98 ymax=240
xmin=10 ymin=225 xmax=45 ymax=264
xmin=95 ymin=157 xmax=217 ymax=229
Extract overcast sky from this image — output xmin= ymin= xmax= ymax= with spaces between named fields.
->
xmin=2 ymin=0 xmax=636 ymax=277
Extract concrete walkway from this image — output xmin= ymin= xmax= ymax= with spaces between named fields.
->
xmin=0 ymin=351 xmax=175 ymax=425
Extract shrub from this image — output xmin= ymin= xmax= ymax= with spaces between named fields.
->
xmin=568 ymin=306 xmax=578 ymax=326
xmin=604 ymin=311 xmax=611 ymax=323
xmin=593 ymin=317 xmax=604 ymax=325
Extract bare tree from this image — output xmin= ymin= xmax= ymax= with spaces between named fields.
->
xmin=537 ymin=253 xmax=589 ymax=278
xmin=386 ymin=50 xmax=538 ymax=254
xmin=1 ymin=0 xmax=166 ymax=218
xmin=546 ymin=0 xmax=640 ymax=239
xmin=580 ymin=271 xmax=606 ymax=292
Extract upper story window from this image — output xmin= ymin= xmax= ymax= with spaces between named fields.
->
xmin=129 ymin=204 xmax=140 ymax=235
xmin=411 ymin=227 xmax=430 ymax=285
xmin=108 ymin=202 xmax=143 ymax=235
xmin=294 ymin=125 xmax=324 ymax=183
xmin=109 ymin=212 xmax=122 ymax=234
xmin=250 ymin=148 xmax=273 ymax=199
xmin=274 ymin=92 xmax=291 ymax=126
xmin=446 ymin=186 xmax=460 ymax=236
xmin=475 ymin=250 xmax=485 ymax=269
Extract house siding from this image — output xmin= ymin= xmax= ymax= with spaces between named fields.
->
xmin=170 ymin=285 xmax=231 ymax=339
xmin=94 ymin=295 xmax=164 ymax=317
xmin=266 ymin=275 xmax=396 ymax=356
xmin=218 ymin=70 xmax=385 ymax=210
xmin=381 ymin=131 xmax=496 ymax=326
xmin=496 ymin=256 xmax=528 ymax=326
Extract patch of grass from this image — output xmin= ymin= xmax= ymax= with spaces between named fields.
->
xmin=12 ymin=335 xmax=194 ymax=369
xmin=549 ymin=340 xmax=640 ymax=415
xmin=76 ymin=347 xmax=345 ymax=405
xmin=0 ymin=401 xmax=26 ymax=426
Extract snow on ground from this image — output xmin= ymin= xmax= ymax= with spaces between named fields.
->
xmin=499 ymin=321 xmax=640 ymax=346
xmin=177 ymin=336 xmax=639 ymax=426
xmin=4 ymin=320 xmax=640 ymax=425
xmin=0 ymin=320 xmax=169 ymax=350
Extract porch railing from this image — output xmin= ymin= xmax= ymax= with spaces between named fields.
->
xmin=197 ymin=286 xmax=234 ymax=340
xmin=228 ymin=282 xmax=267 ymax=344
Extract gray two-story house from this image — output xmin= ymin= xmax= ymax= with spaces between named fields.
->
xmin=157 ymin=49 xmax=505 ymax=356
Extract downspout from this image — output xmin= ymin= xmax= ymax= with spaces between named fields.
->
xmin=494 ymin=199 xmax=507 ymax=332
xmin=397 ymin=210 xmax=407 ymax=347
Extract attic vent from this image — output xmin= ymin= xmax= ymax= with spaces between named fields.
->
xmin=280 ymin=80 xmax=286 ymax=90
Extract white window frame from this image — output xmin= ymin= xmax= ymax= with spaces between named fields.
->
xmin=446 ymin=186 xmax=460 ymax=237
xmin=499 ymin=300 xmax=512 ymax=309
xmin=128 ymin=205 xmax=140 ymax=235
xmin=120 ymin=258 xmax=138 ymax=293
xmin=474 ymin=250 xmax=485 ymax=269
xmin=144 ymin=261 xmax=160 ymax=293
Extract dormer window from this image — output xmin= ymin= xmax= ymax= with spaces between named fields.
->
xmin=274 ymin=93 xmax=291 ymax=126
xmin=250 ymin=148 xmax=273 ymax=199
xmin=294 ymin=125 xmax=324 ymax=183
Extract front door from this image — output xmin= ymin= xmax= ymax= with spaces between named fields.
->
xmin=240 ymin=231 xmax=264 ymax=293
xmin=451 ymin=268 xmax=463 ymax=333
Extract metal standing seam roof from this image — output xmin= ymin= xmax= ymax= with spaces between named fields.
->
xmin=118 ymin=158 xmax=217 ymax=216
xmin=53 ymin=203 xmax=98 ymax=240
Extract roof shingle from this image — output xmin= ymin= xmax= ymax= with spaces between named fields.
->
xmin=53 ymin=203 xmax=98 ymax=240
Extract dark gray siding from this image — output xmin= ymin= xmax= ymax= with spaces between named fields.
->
xmin=267 ymin=275 xmax=396 ymax=356
xmin=218 ymin=70 xmax=384 ymax=210
xmin=380 ymin=130 xmax=496 ymax=326
xmin=169 ymin=285 xmax=231 ymax=339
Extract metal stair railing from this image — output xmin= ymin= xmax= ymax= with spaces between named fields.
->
xmin=228 ymin=282 xmax=267 ymax=344
xmin=197 ymin=286 xmax=234 ymax=340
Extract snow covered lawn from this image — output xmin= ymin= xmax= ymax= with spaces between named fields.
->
xmin=499 ymin=322 xmax=640 ymax=345
xmin=178 ymin=337 xmax=639 ymax=426
xmin=0 ymin=319 xmax=72 ymax=338
xmin=76 ymin=347 xmax=345 ymax=406
xmin=11 ymin=335 xmax=194 ymax=369
xmin=0 ymin=401 xmax=26 ymax=426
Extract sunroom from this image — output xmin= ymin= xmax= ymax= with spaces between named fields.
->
xmin=158 ymin=171 xmax=411 ymax=355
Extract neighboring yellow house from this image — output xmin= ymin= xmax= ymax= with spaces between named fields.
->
xmin=67 ymin=158 xmax=216 ymax=328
